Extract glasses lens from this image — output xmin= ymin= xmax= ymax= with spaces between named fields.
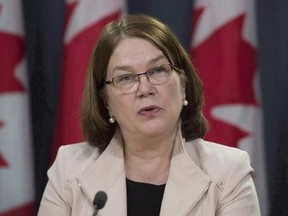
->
xmin=114 ymin=74 xmax=137 ymax=90
xmin=148 ymin=64 xmax=171 ymax=85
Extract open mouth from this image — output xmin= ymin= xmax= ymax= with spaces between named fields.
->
xmin=138 ymin=106 xmax=161 ymax=116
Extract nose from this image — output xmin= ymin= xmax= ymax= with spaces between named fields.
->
xmin=136 ymin=75 xmax=155 ymax=97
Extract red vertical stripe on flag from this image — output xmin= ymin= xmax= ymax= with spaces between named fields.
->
xmin=51 ymin=0 xmax=125 ymax=161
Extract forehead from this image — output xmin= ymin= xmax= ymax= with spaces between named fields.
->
xmin=107 ymin=37 xmax=165 ymax=71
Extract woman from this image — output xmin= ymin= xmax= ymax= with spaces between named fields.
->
xmin=38 ymin=14 xmax=260 ymax=216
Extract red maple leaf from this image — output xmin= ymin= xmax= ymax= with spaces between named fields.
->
xmin=190 ymin=8 xmax=257 ymax=147
xmin=0 ymin=154 xmax=8 ymax=167
xmin=51 ymin=3 xmax=122 ymax=161
xmin=0 ymin=121 xmax=9 ymax=167
xmin=0 ymin=202 xmax=35 ymax=216
xmin=0 ymin=32 xmax=25 ymax=93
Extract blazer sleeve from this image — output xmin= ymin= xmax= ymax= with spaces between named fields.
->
xmin=216 ymin=151 xmax=261 ymax=216
xmin=37 ymin=146 xmax=71 ymax=216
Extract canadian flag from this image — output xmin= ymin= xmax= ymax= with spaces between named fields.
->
xmin=51 ymin=0 xmax=126 ymax=161
xmin=190 ymin=0 xmax=268 ymax=215
xmin=0 ymin=0 xmax=35 ymax=215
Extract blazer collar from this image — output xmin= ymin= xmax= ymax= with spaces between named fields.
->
xmin=77 ymin=129 xmax=211 ymax=216
xmin=77 ymin=130 xmax=127 ymax=215
xmin=160 ymin=130 xmax=211 ymax=216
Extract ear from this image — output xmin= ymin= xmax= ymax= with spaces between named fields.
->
xmin=182 ymin=86 xmax=186 ymax=97
xmin=106 ymin=101 xmax=113 ymax=117
xmin=180 ymin=81 xmax=186 ymax=99
xmin=100 ymin=88 xmax=110 ymax=109
xmin=178 ymin=72 xmax=186 ymax=97
xmin=106 ymin=103 xmax=112 ymax=116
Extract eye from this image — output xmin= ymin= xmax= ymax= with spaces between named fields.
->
xmin=148 ymin=65 xmax=170 ymax=78
xmin=116 ymin=74 xmax=135 ymax=83
xmin=150 ymin=65 xmax=166 ymax=74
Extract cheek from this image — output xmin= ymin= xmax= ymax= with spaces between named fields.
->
xmin=159 ymin=85 xmax=183 ymax=117
xmin=166 ymin=79 xmax=185 ymax=103
xmin=107 ymin=93 xmax=133 ymax=117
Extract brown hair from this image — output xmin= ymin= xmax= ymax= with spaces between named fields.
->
xmin=81 ymin=14 xmax=208 ymax=151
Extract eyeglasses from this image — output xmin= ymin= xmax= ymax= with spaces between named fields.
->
xmin=103 ymin=64 xmax=181 ymax=94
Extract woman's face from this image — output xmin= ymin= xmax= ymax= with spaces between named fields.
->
xmin=105 ymin=37 xmax=185 ymax=140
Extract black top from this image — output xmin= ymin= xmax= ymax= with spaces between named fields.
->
xmin=126 ymin=178 xmax=166 ymax=216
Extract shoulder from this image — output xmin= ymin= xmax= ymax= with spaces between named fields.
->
xmin=186 ymin=138 xmax=250 ymax=162
xmin=184 ymin=138 xmax=253 ymax=188
xmin=57 ymin=142 xmax=100 ymax=162
xmin=48 ymin=142 xmax=100 ymax=184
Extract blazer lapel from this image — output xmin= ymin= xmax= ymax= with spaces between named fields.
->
xmin=160 ymin=133 xmax=211 ymax=216
xmin=77 ymin=131 xmax=127 ymax=215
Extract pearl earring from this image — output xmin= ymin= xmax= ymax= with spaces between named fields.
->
xmin=109 ymin=116 xmax=115 ymax=124
xmin=183 ymin=99 xmax=188 ymax=106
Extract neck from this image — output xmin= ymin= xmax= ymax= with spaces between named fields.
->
xmin=123 ymin=130 xmax=177 ymax=185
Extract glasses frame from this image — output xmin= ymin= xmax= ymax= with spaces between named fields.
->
xmin=103 ymin=64 xmax=182 ymax=92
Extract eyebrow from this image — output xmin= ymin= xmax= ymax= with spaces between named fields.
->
xmin=148 ymin=55 xmax=167 ymax=65
xmin=111 ymin=55 xmax=167 ymax=75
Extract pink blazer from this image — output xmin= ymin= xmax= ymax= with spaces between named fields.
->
xmin=38 ymin=130 xmax=260 ymax=215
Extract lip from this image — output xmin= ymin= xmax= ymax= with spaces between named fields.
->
xmin=138 ymin=105 xmax=162 ymax=116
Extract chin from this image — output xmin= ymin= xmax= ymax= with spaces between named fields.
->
xmin=139 ymin=121 xmax=173 ymax=136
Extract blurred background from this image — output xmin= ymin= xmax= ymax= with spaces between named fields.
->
xmin=0 ymin=0 xmax=287 ymax=215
